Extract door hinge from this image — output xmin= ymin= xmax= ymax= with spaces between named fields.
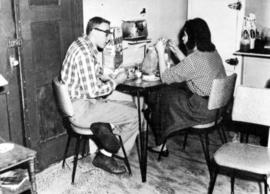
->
xmin=8 ymin=38 xmax=22 ymax=48
xmin=225 ymin=58 xmax=239 ymax=66
xmin=228 ymin=1 xmax=242 ymax=10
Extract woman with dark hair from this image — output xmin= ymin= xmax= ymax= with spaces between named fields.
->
xmin=147 ymin=18 xmax=226 ymax=155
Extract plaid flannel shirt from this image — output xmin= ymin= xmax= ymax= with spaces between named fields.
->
xmin=60 ymin=36 xmax=116 ymax=100
xmin=161 ymin=50 xmax=226 ymax=96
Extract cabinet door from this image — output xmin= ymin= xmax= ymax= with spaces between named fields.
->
xmin=188 ymin=0 xmax=245 ymax=76
xmin=243 ymin=57 xmax=270 ymax=88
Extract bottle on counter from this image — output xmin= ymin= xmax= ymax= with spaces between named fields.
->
xmin=248 ymin=13 xmax=256 ymax=50
xmin=240 ymin=17 xmax=250 ymax=52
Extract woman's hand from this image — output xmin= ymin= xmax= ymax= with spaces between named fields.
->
xmin=155 ymin=38 xmax=167 ymax=75
xmin=155 ymin=38 xmax=166 ymax=55
xmin=167 ymin=40 xmax=185 ymax=61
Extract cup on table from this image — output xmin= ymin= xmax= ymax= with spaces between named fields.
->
xmin=125 ymin=67 xmax=136 ymax=80
xmin=135 ymin=70 xmax=142 ymax=78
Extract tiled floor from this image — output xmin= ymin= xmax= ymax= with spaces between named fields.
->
xmin=36 ymin=131 xmax=262 ymax=194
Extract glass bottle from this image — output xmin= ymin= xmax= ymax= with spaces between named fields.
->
xmin=240 ymin=17 xmax=250 ymax=52
xmin=248 ymin=13 xmax=256 ymax=50
xmin=113 ymin=27 xmax=123 ymax=69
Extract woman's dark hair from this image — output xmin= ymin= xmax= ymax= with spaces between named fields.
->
xmin=86 ymin=16 xmax=110 ymax=35
xmin=178 ymin=18 xmax=215 ymax=52
xmin=178 ymin=27 xmax=188 ymax=55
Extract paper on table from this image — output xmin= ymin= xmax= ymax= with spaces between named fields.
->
xmin=0 ymin=74 xmax=8 ymax=87
xmin=122 ymin=43 xmax=145 ymax=67
xmin=0 ymin=169 xmax=29 ymax=191
xmin=0 ymin=143 xmax=14 ymax=153
xmin=142 ymin=74 xmax=160 ymax=82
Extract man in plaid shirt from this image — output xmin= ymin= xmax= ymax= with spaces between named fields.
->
xmin=60 ymin=17 xmax=139 ymax=174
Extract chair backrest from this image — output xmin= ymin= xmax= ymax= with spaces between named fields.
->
xmin=52 ymin=77 xmax=74 ymax=117
xmin=208 ymin=73 xmax=237 ymax=110
xmin=232 ymin=86 xmax=270 ymax=127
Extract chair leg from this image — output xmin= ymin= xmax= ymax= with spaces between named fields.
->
xmin=182 ymin=132 xmax=188 ymax=150
xmin=62 ymin=135 xmax=71 ymax=168
xmin=81 ymin=137 xmax=88 ymax=158
xmin=72 ymin=136 xmax=81 ymax=184
xmin=220 ymin=125 xmax=228 ymax=143
xmin=158 ymin=139 xmax=167 ymax=161
xmin=208 ymin=165 xmax=219 ymax=194
xmin=231 ymin=173 xmax=235 ymax=194
xmin=240 ymin=132 xmax=244 ymax=143
xmin=204 ymin=132 xmax=212 ymax=174
xmin=198 ymin=133 xmax=211 ymax=176
xmin=245 ymin=133 xmax=249 ymax=143
xmin=117 ymin=134 xmax=132 ymax=175
xmin=217 ymin=127 xmax=225 ymax=144
xmin=264 ymin=176 xmax=268 ymax=194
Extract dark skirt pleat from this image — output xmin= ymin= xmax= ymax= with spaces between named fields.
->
xmin=147 ymin=83 xmax=217 ymax=145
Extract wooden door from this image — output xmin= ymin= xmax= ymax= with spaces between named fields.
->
xmin=0 ymin=1 xmax=25 ymax=144
xmin=18 ymin=0 xmax=83 ymax=169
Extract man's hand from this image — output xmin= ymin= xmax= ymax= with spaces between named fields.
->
xmin=114 ymin=70 xmax=127 ymax=85
xmin=100 ymin=74 xmax=112 ymax=81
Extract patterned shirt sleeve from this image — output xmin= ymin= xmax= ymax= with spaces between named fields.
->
xmin=76 ymin=53 xmax=115 ymax=98
xmin=161 ymin=57 xmax=195 ymax=84
xmin=61 ymin=47 xmax=76 ymax=86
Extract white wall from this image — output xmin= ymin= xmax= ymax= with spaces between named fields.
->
xmin=83 ymin=0 xmax=187 ymax=43
xmin=188 ymin=0 xmax=245 ymax=76
xmin=246 ymin=0 xmax=270 ymax=28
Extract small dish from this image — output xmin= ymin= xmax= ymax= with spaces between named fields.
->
xmin=142 ymin=75 xmax=160 ymax=82
xmin=0 ymin=143 xmax=14 ymax=153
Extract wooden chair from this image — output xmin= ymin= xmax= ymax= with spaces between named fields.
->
xmin=208 ymin=86 xmax=270 ymax=194
xmin=52 ymin=77 xmax=131 ymax=184
xmin=158 ymin=73 xmax=237 ymax=176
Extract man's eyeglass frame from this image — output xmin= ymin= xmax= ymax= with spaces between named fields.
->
xmin=93 ymin=28 xmax=112 ymax=36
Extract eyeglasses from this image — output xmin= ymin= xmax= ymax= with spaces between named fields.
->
xmin=93 ymin=28 xmax=112 ymax=36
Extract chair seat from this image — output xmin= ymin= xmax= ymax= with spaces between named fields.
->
xmin=192 ymin=117 xmax=223 ymax=129
xmin=214 ymin=142 xmax=270 ymax=175
xmin=70 ymin=123 xmax=93 ymax=135
xmin=69 ymin=121 xmax=118 ymax=136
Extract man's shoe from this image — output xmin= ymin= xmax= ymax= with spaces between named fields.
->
xmin=92 ymin=152 xmax=126 ymax=174
xmin=148 ymin=146 xmax=169 ymax=157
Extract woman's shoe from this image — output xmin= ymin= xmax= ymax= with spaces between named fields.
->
xmin=148 ymin=146 xmax=169 ymax=157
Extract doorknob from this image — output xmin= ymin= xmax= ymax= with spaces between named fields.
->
xmin=225 ymin=58 xmax=239 ymax=66
xmin=228 ymin=1 xmax=242 ymax=10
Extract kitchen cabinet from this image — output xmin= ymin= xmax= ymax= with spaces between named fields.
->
xmin=234 ymin=51 xmax=270 ymax=88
